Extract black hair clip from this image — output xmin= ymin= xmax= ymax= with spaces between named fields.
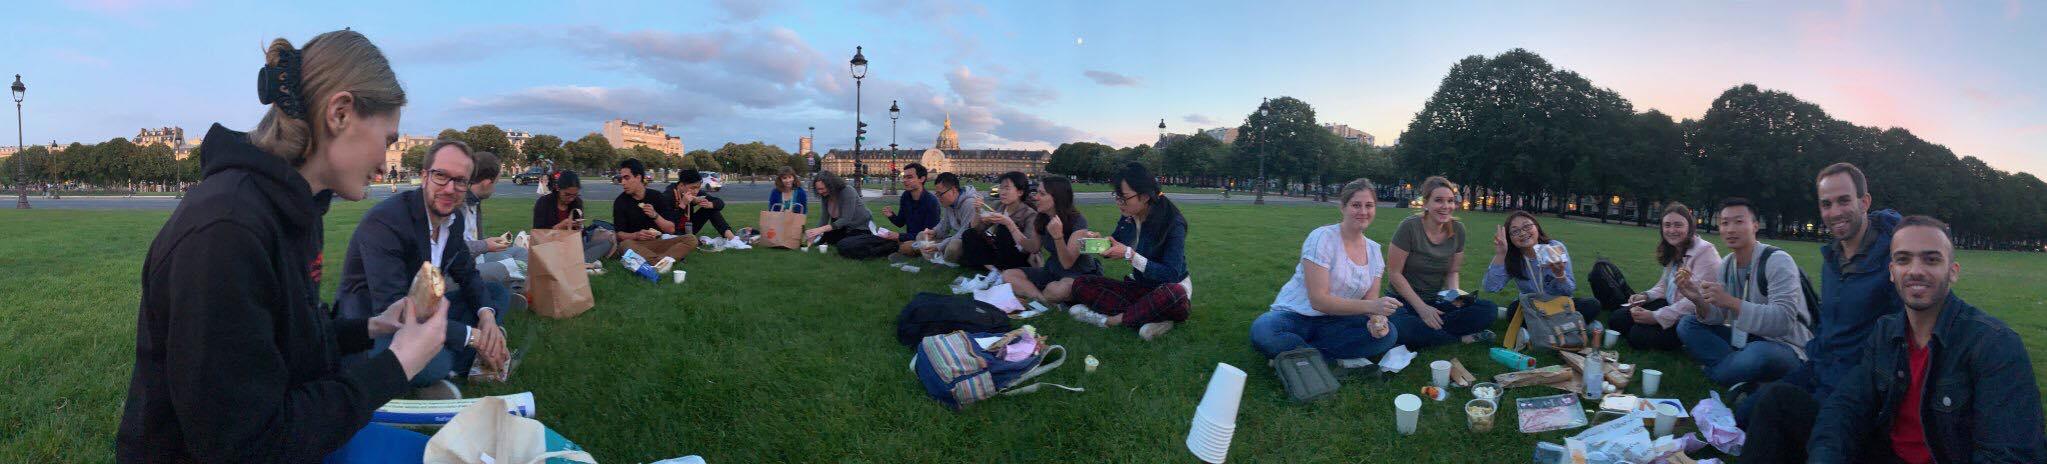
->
xmin=257 ymin=48 xmax=307 ymax=120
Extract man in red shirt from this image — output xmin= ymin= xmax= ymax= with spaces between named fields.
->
xmin=1807 ymin=216 xmax=2046 ymax=463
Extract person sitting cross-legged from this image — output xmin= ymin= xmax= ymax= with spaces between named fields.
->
xmin=1041 ymin=163 xmax=1191 ymax=341
xmin=530 ymin=170 xmax=617 ymax=263
xmin=1484 ymin=210 xmax=1601 ymax=342
xmin=803 ymin=170 xmax=873 ymax=246
xmin=1674 ymin=197 xmax=1812 ymax=387
xmin=612 ymin=158 xmax=695 ymax=263
xmin=1000 ymin=175 xmax=1101 ymax=301
xmin=1609 ymin=202 xmax=1720 ymax=351
xmin=1385 ymin=176 xmax=1500 ymax=349
xmin=1249 ymin=178 xmax=1399 ymax=367
xmin=335 ymin=139 xmax=511 ymax=399
xmin=663 ymin=169 xmax=743 ymax=249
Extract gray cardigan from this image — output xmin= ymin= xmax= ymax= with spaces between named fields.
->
xmin=816 ymin=184 xmax=872 ymax=232
xmin=1698 ymin=242 xmax=1815 ymax=360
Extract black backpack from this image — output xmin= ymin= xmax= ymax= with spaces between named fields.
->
xmin=1587 ymin=258 xmax=1634 ymax=314
xmin=836 ymin=233 xmax=901 ymax=260
xmin=1755 ymin=246 xmax=1821 ymax=330
xmin=894 ymin=292 xmax=1013 ymax=346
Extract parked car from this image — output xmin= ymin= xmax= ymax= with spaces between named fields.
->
xmin=513 ymin=166 xmax=549 ymax=185
xmin=702 ymin=171 xmax=724 ymax=192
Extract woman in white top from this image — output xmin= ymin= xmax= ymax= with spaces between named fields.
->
xmin=1611 ymin=202 xmax=1721 ymax=351
xmin=1248 ymin=179 xmax=1400 ymax=365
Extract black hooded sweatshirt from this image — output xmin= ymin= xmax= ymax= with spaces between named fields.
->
xmin=116 ymin=124 xmax=410 ymax=462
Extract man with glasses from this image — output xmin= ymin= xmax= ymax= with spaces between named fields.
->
xmin=880 ymin=163 xmax=940 ymax=258
xmin=917 ymin=172 xmax=982 ymax=264
xmin=335 ymin=139 xmax=511 ymax=400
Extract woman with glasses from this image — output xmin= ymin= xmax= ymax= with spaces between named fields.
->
xmin=530 ymin=170 xmax=617 ymax=262
xmin=1483 ymin=210 xmax=1601 ymax=339
xmin=1043 ymin=163 xmax=1191 ymax=341
xmin=959 ymin=171 xmax=1040 ymax=272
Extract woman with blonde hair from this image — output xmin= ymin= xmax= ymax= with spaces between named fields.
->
xmin=119 ymin=30 xmax=446 ymax=462
xmin=1385 ymin=176 xmax=1500 ymax=349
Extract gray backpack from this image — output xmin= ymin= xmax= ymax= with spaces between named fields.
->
xmin=1272 ymin=348 xmax=1341 ymax=402
xmin=1511 ymin=294 xmax=1589 ymax=351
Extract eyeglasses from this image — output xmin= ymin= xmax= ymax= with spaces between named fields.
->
xmin=1510 ymin=224 xmax=1538 ymax=237
xmin=1113 ymin=192 xmax=1136 ymax=203
xmin=426 ymin=169 xmax=472 ymax=190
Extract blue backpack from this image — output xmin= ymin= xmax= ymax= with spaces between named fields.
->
xmin=911 ymin=330 xmax=1081 ymax=410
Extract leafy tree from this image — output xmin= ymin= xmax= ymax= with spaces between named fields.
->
xmin=521 ymin=134 xmax=565 ymax=166
xmin=463 ymin=124 xmax=515 ymax=165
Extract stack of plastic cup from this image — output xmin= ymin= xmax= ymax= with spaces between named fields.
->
xmin=1430 ymin=360 xmax=1452 ymax=388
xmin=1394 ymin=393 xmax=1423 ymax=435
xmin=1186 ymin=363 xmax=1247 ymax=463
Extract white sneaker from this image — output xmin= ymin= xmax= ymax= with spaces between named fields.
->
xmin=1139 ymin=321 xmax=1176 ymax=341
xmin=1069 ymin=304 xmax=1109 ymax=327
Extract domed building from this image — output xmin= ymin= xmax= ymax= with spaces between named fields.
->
xmin=821 ymin=114 xmax=1048 ymax=178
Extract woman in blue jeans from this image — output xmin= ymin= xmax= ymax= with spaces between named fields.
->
xmin=1250 ymin=179 xmax=1399 ymax=365
xmin=1384 ymin=176 xmax=1500 ymax=349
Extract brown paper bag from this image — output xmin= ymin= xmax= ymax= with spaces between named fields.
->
xmin=757 ymin=209 xmax=806 ymax=249
xmin=527 ymin=229 xmax=594 ymax=319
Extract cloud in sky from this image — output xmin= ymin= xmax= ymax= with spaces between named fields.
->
xmin=1083 ymin=70 xmax=1140 ymax=87
xmin=1183 ymin=114 xmax=1220 ymax=126
xmin=435 ymin=21 xmax=1090 ymax=150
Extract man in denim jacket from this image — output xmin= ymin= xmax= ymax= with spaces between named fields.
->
xmin=1807 ymin=216 xmax=2045 ymax=463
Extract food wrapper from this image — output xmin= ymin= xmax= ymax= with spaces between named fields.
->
xmin=407 ymin=262 xmax=444 ymax=322
xmin=1496 ymin=365 xmax=1576 ymax=389
xmin=1448 ymin=358 xmax=1477 ymax=387
xmin=1689 ymin=395 xmax=1745 ymax=456
xmin=1560 ymin=350 xmax=1634 ymax=390
xmin=1517 ymin=393 xmax=1590 ymax=433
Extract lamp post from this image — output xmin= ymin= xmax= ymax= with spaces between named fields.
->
xmin=807 ymin=126 xmax=816 ymax=173
xmin=1157 ymin=118 xmax=1167 ymax=184
xmin=1255 ymin=98 xmax=1268 ymax=205
xmin=888 ymin=100 xmax=900 ymax=196
xmin=849 ymin=46 xmax=868 ymax=193
xmin=13 ymin=74 xmax=27 ymax=209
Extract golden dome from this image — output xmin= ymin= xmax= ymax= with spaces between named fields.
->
xmin=935 ymin=113 xmax=960 ymax=150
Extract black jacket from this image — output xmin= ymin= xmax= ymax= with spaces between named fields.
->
xmin=117 ymin=124 xmax=410 ymax=462
xmin=1809 ymin=293 xmax=2047 ymax=463
xmin=334 ymin=187 xmax=489 ymax=350
xmin=612 ymin=189 xmax=675 ymax=234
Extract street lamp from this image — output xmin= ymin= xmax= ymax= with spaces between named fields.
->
xmin=888 ymin=100 xmax=900 ymax=196
xmin=1255 ymin=98 xmax=1268 ymax=206
xmin=807 ymin=126 xmax=816 ymax=173
xmin=849 ymin=46 xmax=868 ymax=193
xmin=13 ymin=74 xmax=27 ymax=209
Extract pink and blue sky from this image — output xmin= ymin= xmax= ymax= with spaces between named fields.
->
xmin=8 ymin=0 xmax=2043 ymax=175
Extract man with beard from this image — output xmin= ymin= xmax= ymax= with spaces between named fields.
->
xmin=1807 ymin=216 xmax=2044 ymax=463
xmin=336 ymin=139 xmax=510 ymax=399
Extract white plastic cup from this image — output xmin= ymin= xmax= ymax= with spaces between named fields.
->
xmin=1604 ymin=329 xmax=1621 ymax=349
xmin=819 ymin=244 xmax=830 ymax=254
xmin=1642 ymin=369 xmax=1663 ymax=397
xmin=1498 ymin=306 xmax=1509 ymax=320
xmin=1394 ymin=394 xmax=1423 ymax=435
xmin=672 ymin=270 xmax=686 ymax=284
xmin=1430 ymin=360 xmax=1452 ymax=389
xmin=1188 ymin=363 xmax=1246 ymax=463
xmin=1653 ymin=403 xmax=1680 ymax=438
xmin=1195 ymin=363 xmax=1248 ymax=426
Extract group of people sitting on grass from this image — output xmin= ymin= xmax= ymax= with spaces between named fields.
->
xmin=1246 ymin=165 xmax=2045 ymax=462
xmin=115 ymin=29 xmax=2040 ymax=463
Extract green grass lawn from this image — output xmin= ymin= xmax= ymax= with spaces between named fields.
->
xmin=3 ymin=201 xmax=2044 ymax=462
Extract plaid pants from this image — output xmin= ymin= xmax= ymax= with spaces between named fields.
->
xmin=1071 ymin=275 xmax=1189 ymax=327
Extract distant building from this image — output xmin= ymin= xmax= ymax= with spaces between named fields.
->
xmin=383 ymin=135 xmax=436 ymax=173
xmin=1324 ymin=123 xmax=1374 ymax=146
xmin=0 ymin=141 xmax=65 ymax=159
xmin=798 ymin=135 xmax=814 ymax=155
xmin=820 ymin=115 xmax=1047 ymax=177
xmin=602 ymin=119 xmax=684 ymax=156
xmin=505 ymin=130 xmax=531 ymax=153
xmin=135 ymin=127 xmax=206 ymax=159
xmin=1198 ymin=127 xmax=1240 ymax=144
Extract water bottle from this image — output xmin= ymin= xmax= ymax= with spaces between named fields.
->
xmin=1582 ymin=351 xmax=1606 ymax=400
xmin=1490 ymin=347 xmax=1535 ymax=371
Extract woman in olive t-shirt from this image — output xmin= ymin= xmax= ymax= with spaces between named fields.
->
xmin=1384 ymin=176 xmax=1500 ymax=349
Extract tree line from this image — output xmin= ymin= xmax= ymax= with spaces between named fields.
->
xmin=2 ymin=138 xmax=199 ymax=192
xmin=410 ymin=124 xmax=812 ymax=181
